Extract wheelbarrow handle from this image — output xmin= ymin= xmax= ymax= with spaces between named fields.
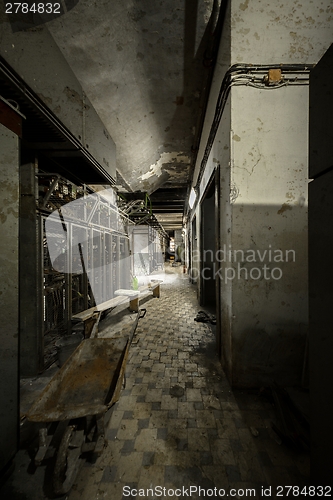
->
xmin=139 ymin=308 xmax=147 ymax=319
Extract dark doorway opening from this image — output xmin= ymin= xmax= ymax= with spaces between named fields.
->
xmin=308 ymin=42 xmax=333 ymax=485
xmin=190 ymin=216 xmax=197 ymax=285
xmin=200 ymin=179 xmax=216 ymax=309
xmin=199 ymin=167 xmax=221 ymax=356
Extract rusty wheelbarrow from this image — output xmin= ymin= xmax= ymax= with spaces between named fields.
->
xmin=26 ymin=337 xmax=130 ymax=496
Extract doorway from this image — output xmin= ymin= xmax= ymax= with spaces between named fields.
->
xmin=190 ymin=216 xmax=197 ymax=284
xmin=200 ymin=167 xmax=221 ymax=355
xmin=200 ymin=180 xmax=216 ymax=308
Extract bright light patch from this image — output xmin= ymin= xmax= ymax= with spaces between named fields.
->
xmin=189 ymin=188 xmax=196 ymax=209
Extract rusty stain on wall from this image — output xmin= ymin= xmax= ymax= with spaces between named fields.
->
xmin=277 ymin=203 xmax=292 ymax=215
xmin=239 ymin=0 xmax=249 ymax=11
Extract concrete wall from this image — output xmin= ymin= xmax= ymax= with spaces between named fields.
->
xmin=225 ymin=0 xmax=332 ymax=387
xmin=193 ymin=0 xmax=231 ymax=187
xmin=0 ymin=122 xmax=19 ymax=471
xmin=309 ymin=43 xmax=333 ymax=177
xmin=188 ymin=0 xmax=332 ymax=387
xmin=0 ymin=14 xmax=116 ymax=179
xmin=19 ymin=164 xmax=43 ymax=376
xmin=189 ymin=0 xmax=232 ymax=370
xmin=230 ymin=0 xmax=333 ymax=65
xmin=309 ymin=171 xmax=333 ymax=484
xmin=230 ymin=85 xmax=308 ymax=387
xmin=216 ymin=98 xmax=233 ymax=379
xmin=308 ymin=44 xmax=333 ymax=485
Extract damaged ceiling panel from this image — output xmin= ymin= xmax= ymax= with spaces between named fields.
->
xmin=46 ymin=0 xmax=222 ymax=228
xmin=139 ymin=151 xmax=190 ymax=194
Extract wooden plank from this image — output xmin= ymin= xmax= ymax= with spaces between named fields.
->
xmin=89 ymin=312 xmax=102 ymax=339
xmin=73 ymin=281 xmax=162 ymax=334
xmin=138 ymin=282 xmax=161 ymax=293
xmin=110 ymin=339 xmax=130 ymax=406
xmin=95 ymin=295 xmax=127 ymax=312
xmin=114 ymin=289 xmax=139 ymax=298
xmin=73 ymin=295 xmax=129 ymax=322
xmin=129 ymin=297 xmax=139 ymax=313
xmin=72 ymin=307 xmax=97 ymax=322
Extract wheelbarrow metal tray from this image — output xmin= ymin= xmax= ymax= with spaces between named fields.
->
xmin=26 ymin=337 xmax=129 ymax=422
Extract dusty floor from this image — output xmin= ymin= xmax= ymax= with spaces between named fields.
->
xmin=0 ymin=266 xmax=310 ymax=499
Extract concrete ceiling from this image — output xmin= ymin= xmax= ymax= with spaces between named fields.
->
xmin=46 ymin=0 xmax=221 ymax=229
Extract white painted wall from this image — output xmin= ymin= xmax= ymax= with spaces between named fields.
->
xmin=225 ymin=0 xmax=332 ymax=386
xmin=230 ymin=85 xmax=308 ymax=386
xmin=230 ymin=0 xmax=333 ymax=64
xmin=188 ymin=0 xmax=332 ymax=387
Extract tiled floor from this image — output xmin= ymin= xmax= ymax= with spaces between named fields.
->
xmin=1 ymin=265 xmax=310 ymax=499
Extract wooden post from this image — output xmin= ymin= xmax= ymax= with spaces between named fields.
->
xmin=129 ymin=297 xmax=139 ymax=312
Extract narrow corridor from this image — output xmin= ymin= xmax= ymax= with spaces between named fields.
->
xmin=68 ymin=268 xmax=310 ymax=499
xmin=1 ymin=267 xmax=310 ymax=499
xmin=1 ymin=1 xmax=332 ymax=488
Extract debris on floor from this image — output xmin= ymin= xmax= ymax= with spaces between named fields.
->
xmin=194 ymin=310 xmax=216 ymax=324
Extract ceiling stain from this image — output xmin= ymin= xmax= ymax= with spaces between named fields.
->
xmin=139 ymin=151 xmax=190 ymax=185
xmin=47 ymin=0 xmax=216 ymax=200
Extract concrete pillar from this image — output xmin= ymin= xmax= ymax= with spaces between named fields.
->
xmin=191 ymin=0 xmax=332 ymax=387
xmin=308 ymin=44 xmax=333 ymax=486
xmin=309 ymin=172 xmax=333 ymax=484
xmin=229 ymin=84 xmax=309 ymax=387
xmin=0 ymin=117 xmax=20 ymax=472
xmin=19 ymin=163 xmax=43 ymax=376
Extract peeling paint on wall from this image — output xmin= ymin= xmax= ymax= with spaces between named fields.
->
xmin=230 ymin=183 xmax=239 ymax=204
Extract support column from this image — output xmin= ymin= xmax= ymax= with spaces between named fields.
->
xmin=0 ymin=111 xmax=20 ymax=472
xmin=20 ymin=163 xmax=43 ymax=375
xmin=229 ymin=84 xmax=309 ymax=388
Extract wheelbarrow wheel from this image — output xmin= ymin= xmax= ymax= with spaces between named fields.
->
xmin=53 ymin=425 xmax=83 ymax=496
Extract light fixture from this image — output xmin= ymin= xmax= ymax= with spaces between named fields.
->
xmin=189 ymin=187 xmax=196 ymax=209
